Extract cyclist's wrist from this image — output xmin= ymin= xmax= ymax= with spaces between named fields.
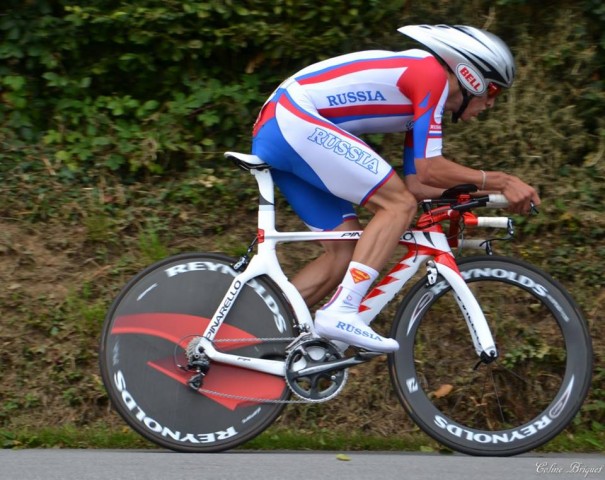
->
xmin=481 ymin=171 xmax=511 ymax=192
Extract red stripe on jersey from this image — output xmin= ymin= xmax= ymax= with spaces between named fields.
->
xmin=297 ymin=58 xmax=406 ymax=85
xmin=397 ymin=56 xmax=446 ymax=120
xmin=317 ymin=103 xmax=414 ymax=119
xmin=277 ymin=94 xmax=369 ymax=147
xmin=252 ymin=100 xmax=277 ymax=136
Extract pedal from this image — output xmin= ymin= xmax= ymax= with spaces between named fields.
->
xmin=351 ymin=349 xmax=385 ymax=360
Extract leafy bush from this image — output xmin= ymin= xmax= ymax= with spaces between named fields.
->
xmin=0 ymin=0 xmax=410 ymax=178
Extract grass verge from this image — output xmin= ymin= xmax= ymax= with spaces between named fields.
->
xmin=1 ymin=425 xmax=603 ymax=454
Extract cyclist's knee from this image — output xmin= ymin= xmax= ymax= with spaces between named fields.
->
xmin=366 ymin=179 xmax=417 ymax=222
xmin=395 ymin=190 xmax=418 ymax=217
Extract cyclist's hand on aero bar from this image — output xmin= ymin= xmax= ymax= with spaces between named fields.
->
xmin=500 ymin=174 xmax=541 ymax=215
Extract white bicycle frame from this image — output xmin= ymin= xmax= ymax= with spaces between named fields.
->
xmin=193 ymin=152 xmax=509 ymax=377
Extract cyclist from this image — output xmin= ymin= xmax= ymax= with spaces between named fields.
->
xmin=251 ymin=25 xmax=541 ymax=353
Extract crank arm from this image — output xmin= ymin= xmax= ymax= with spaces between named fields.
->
xmin=293 ymin=350 xmax=383 ymax=378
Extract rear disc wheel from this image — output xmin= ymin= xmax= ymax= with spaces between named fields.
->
xmin=99 ymin=253 xmax=297 ymax=452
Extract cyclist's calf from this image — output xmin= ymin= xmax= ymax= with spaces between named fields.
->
xmin=291 ymin=223 xmax=358 ymax=307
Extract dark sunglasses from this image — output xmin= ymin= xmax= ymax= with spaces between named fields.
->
xmin=487 ymin=82 xmax=503 ymax=98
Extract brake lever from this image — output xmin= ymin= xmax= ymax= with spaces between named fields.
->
xmin=529 ymin=201 xmax=539 ymax=215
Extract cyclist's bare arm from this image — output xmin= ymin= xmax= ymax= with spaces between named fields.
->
xmin=413 ymin=155 xmax=541 ymax=213
xmin=404 ymin=173 xmax=445 ymax=201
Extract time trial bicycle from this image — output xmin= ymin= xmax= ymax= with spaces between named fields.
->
xmin=99 ymin=151 xmax=592 ymax=456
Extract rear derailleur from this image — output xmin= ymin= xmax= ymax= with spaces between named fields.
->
xmin=183 ymin=336 xmax=210 ymax=390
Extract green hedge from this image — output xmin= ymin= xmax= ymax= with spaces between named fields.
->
xmin=0 ymin=0 xmax=408 ymax=178
xmin=1 ymin=0 xmax=603 ymax=180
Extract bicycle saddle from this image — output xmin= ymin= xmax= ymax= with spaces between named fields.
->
xmin=225 ymin=151 xmax=271 ymax=171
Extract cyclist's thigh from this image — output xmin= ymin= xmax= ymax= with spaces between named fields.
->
xmin=253 ymin=122 xmax=356 ymax=230
xmin=272 ymin=170 xmax=357 ymax=231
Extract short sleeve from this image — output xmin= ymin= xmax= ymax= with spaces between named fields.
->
xmin=397 ymin=56 xmax=448 ymax=164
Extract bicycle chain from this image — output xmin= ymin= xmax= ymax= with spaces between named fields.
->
xmin=212 ymin=337 xmax=297 ymax=343
xmin=196 ymin=387 xmax=315 ymax=404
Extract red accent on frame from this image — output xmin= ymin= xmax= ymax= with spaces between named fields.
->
xmin=433 ymin=251 xmax=461 ymax=274
xmin=462 ymin=212 xmax=479 ymax=226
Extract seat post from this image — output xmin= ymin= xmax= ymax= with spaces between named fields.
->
xmin=250 ymin=168 xmax=277 ymax=236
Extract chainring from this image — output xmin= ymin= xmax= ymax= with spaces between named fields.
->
xmin=285 ymin=338 xmax=348 ymax=402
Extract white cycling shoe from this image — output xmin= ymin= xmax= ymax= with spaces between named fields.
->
xmin=314 ymin=310 xmax=399 ymax=353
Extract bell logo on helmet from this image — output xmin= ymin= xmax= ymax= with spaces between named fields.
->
xmin=456 ymin=63 xmax=485 ymax=94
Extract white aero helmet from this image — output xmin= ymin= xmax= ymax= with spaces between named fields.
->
xmin=398 ymin=24 xmax=515 ymax=96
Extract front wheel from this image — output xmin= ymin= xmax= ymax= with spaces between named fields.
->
xmin=99 ymin=253 xmax=297 ymax=452
xmin=389 ymin=256 xmax=592 ymax=456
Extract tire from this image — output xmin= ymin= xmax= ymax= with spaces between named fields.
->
xmin=99 ymin=253 xmax=297 ymax=452
xmin=388 ymin=256 xmax=592 ymax=456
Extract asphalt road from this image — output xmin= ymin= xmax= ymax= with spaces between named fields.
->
xmin=1 ymin=450 xmax=603 ymax=480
